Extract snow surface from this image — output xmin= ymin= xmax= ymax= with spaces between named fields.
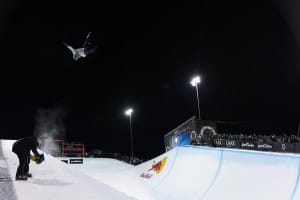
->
xmin=2 ymin=139 xmax=300 ymax=200
xmin=2 ymin=140 xmax=136 ymax=200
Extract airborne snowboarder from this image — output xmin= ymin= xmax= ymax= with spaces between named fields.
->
xmin=63 ymin=32 xmax=97 ymax=61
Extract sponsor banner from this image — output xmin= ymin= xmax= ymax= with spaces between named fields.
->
xmin=256 ymin=142 xmax=273 ymax=151
xmin=213 ymin=139 xmax=240 ymax=148
xmin=198 ymin=138 xmax=300 ymax=153
xmin=240 ymin=142 xmax=256 ymax=150
xmin=224 ymin=140 xmax=240 ymax=148
xmin=69 ymin=158 xmax=83 ymax=164
xmin=213 ymin=139 xmax=225 ymax=147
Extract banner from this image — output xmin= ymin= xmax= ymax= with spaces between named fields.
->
xmin=69 ymin=158 xmax=83 ymax=164
xmin=256 ymin=142 xmax=273 ymax=151
xmin=240 ymin=142 xmax=256 ymax=150
xmin=225 ymin=140 xmax=240 ymax=148
xmin=208 ymin=139 xmax=300 ymax=153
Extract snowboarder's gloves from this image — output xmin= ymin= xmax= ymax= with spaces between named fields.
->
xmin=30 ymin=154 xmax=36 ymax=161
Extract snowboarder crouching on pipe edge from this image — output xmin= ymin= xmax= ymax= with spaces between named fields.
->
xmin=12 ymin=136 xmax=44 ymax=181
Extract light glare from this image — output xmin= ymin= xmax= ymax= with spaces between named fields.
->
xmin=190 ymin=76 xmax=201 ymax=86
xmin=125 ymin=108 xmax=133 ymax=116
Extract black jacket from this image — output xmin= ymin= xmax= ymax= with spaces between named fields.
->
xmin=12 ymin=137 xmax=40 ymax=156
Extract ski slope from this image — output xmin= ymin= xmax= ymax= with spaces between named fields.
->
xmin=2 ymin=139 xmax=300 ymax=200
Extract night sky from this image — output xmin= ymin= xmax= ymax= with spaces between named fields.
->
xmin=0 ymin=0 xmax=299 ymax=159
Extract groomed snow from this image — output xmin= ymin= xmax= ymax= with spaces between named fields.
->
xmin=3 ymin=140 xmax=300 ymax=200
xmin=2 ymin=140 xmax=136 ymax=200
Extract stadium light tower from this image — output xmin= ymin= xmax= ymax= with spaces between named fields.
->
xmin=190 ymin=76 xmax=201 ymax=120
xmin=125 ymin=108 xmax=134 ymax=159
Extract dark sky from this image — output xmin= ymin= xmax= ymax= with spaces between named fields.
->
xmin=0 ymin=0 xmax=299 ymax=159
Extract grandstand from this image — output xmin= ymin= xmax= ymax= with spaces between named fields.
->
xmin=165 ymin=116 xmax=300 ymax=154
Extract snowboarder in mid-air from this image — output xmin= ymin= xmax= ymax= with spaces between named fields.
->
xmin=12 ymin=136 xmax=44 ymax=181
xmin=63 ymin=32 xmax=97 ymax=61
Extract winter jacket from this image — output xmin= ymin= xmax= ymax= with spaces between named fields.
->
xmin=12 ymin=137 xmax=40 ymax=156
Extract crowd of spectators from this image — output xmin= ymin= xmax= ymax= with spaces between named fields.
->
xmin=209 ymin=133 xmax=300 ymax=143
xmin=191 ymin=131 xmax=300 ymax=149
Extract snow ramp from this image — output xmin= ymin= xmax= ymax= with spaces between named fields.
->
xmin=0 ymin=140 xmax=136 ymax=200
xmin=131 ymin=145 xmax=300 ymax=200
xmin=3 ymin=137 xmax=300 ymax=200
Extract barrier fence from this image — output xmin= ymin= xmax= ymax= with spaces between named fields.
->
xmin=40 ymin=139 xmax=85 ymax=157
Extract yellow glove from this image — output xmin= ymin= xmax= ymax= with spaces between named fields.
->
xmin=30 ymin=154 xmax=36 ymax=161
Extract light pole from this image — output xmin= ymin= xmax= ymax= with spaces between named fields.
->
xmin=125 ymin=108 xmax=134 ymax=159
xmin=190 ymin=76 xmax=201 ymax=120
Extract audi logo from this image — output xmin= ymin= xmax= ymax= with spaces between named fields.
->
xmin=226 ymin=140 xmax=235 ymax=146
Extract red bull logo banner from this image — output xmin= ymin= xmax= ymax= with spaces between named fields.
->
xmin=140 ymin=156 xmax=168 ymax=179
